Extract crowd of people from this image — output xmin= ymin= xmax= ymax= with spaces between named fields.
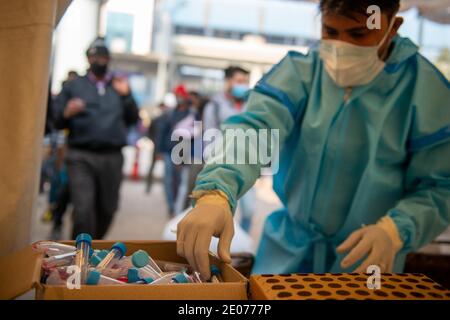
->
xmin=40 ymin=37 xmax=256 ymax=241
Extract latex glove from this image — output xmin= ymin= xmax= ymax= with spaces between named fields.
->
xmin=336 ymin=216 xmax=403 ymax=273
xmin=176 ymin=191 xmax=234 ymax=280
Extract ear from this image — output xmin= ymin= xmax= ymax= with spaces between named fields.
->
xmin=392 ymin=16 xmax=404 ymax=35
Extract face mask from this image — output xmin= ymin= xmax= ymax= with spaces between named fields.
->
xmin=319 ymin=18 xmax=396 ymax=87
xmin=231 ymin=84 xmax=249 ymax=100
xmin=90 ymin=62 xmax=108 ymax=78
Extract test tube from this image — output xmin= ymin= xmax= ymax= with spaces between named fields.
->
xmin=90 ymin=250 xmax=109 ymax=267
xmin=147 ymin=272 xmax=179 ymax=285
xmin=193 ymin=271 xmax=203 ymax=283
xmin=132 ymin=250 xmax=163 ymax=274
xmin=127 ymin=268 xmax=141 ymax=283
xmin=130 ymin=266 xmax=160 ymax=282
xmin=74 ymin=233 xmax=92 ymax=284
xmin=149 ymin=272 xmax=194 ymax=285
xmin=210 ymin=265 xmax=222 ymax=283
xmin=33 ymin=241 xmax=76 ymax=256
xmin=156 ymin=260 xmax=192 ymax=273
xmin=86 ymin=270 xmax=125 ymax=285
xmin=95 ymin=242 xmax=127 ymax=272
xmin=42 ymin=251 xmax=76 ymax=269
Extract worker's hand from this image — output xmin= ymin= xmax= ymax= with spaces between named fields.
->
xmin=112 ymin=76 xmax=130 ymax=96
xmin=63 ymin=98 xmax=86 ymax=119
xmin=176 ymin=192 xmax=234 ymax=281
xmin=336 ymin=217 xmax=403 ymax=273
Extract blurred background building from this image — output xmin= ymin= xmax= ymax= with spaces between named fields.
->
xmin=51 ymin=0 xmax=450 ymax=111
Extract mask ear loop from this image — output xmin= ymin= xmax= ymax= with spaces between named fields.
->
xmin=378 ymin=17 xmax=397 ymax=60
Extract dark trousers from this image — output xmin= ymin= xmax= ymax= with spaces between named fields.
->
xmin=52 ymin=183 xmax=70 ymax=228
xmin=66 ymin=148 xmax=123 ymax=239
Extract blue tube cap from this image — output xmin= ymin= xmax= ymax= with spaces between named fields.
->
xmin=172 ymin=273 xmax=189 ymax=284
xmin=97 ymin=249 xmax=109 ymax=259
xmin=127 ymin=268 xmax=141 ymax=283
xmin=111 ymin=242 xmax=127 ymax=257
xmin=75 ymin=233 xmax=92 ymax=246
xmin=98 ymin=250 xmax=109 ymax=259
xmin=86 ymin=270 xmax=101 ymax=285
xmin=90 ymin=254 xmax=103 ymax=267
xmin=131 ymin=250 xmax=149 ymax=268
xmin=211 ymin=265 xmax=220 ymax=276
xmin=143 ymin=277 xmax=154 ymax=284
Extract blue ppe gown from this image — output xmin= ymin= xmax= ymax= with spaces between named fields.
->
xmin=194 ymin=36 xmax=450 ymax=274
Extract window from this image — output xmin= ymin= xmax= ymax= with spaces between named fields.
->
xmin=105 ymin=12 xmax=134 ymax=53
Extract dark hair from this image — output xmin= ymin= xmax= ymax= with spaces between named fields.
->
xmin=224 ymin=66 xmax=250 ymax=79
xmin=86 ymin=37 xmax=110 ymax=57
xmin=320 ymin=0 xmax=400 ymax=18
xmin=188 ymin=91 xmax=201 ymax=98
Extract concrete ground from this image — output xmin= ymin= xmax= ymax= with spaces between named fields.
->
xmin=31 ymin=174 xmax=282 ymax=253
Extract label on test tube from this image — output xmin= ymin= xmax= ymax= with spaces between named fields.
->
xmin=156 ymin=260 xmax=192 ymax=273
xmin=96 ymin=242 xmax=127 ymax=272
xmin=75 ymin=233 xmax=92 ymax=284
xmin=33 ymin=241 xmax=76 ymax=256
xmin=148 ymin=272 xmax=179 ymax=285
xmin=42 ymin=251 xmax=76 ymax=269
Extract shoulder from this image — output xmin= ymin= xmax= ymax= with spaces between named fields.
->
xmin=259 ymin=49 xmax=319 ymax=86
xmin=415 ymin=54 xmax=450 ymax=91
xmin=63 ymin=75 xmax=89 ymax=91
xmin=408 ymin=55 xmax=450 ymax=151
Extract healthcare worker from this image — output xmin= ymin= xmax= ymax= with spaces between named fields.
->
xmin=176 ymin=0 xmax=450 ymax=280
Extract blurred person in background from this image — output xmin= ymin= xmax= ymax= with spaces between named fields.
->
xmin=43 ymin=72 xmax=79 ymax=239
xmin=53 ymin=37 xmax=139 ymax=239
xmin=173 ymin=91 xmax=207 ymax=215
xmin=62 ymin=70 xmax=78 ymax=87
xmin=202 ymin=66 xmax=256 ymax=233
xmin=146 ymin=102 xmax=170 ymax=193
xmin=183 ymin=92 xmax=209 ymax=210
xmin=159 ymin=85 xmax=191 ymax=217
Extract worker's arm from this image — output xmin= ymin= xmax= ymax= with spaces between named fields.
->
xmin=194 ymin=51 xmax=314 ymax=212
xmin=387 ymin=140 xmax=450 ymax=253
xmin=177 ymin=51 xmax=315 ymax=279
xmin=388 ymin=59 xmax=450 ymax=255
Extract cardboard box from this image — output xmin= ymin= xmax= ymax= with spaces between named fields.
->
xmin=0 ymin=241 xmax=248 ymax=300
xmin=250 ymin=273 xmax=450 ymax=300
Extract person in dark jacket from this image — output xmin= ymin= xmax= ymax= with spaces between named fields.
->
xmin=159 ymin=85 xmax=191 ymax=217
xmin=145 ymin=102 xmax=170 ymax=193
xmin=53 ymin=37 xmax=139 ymax=239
